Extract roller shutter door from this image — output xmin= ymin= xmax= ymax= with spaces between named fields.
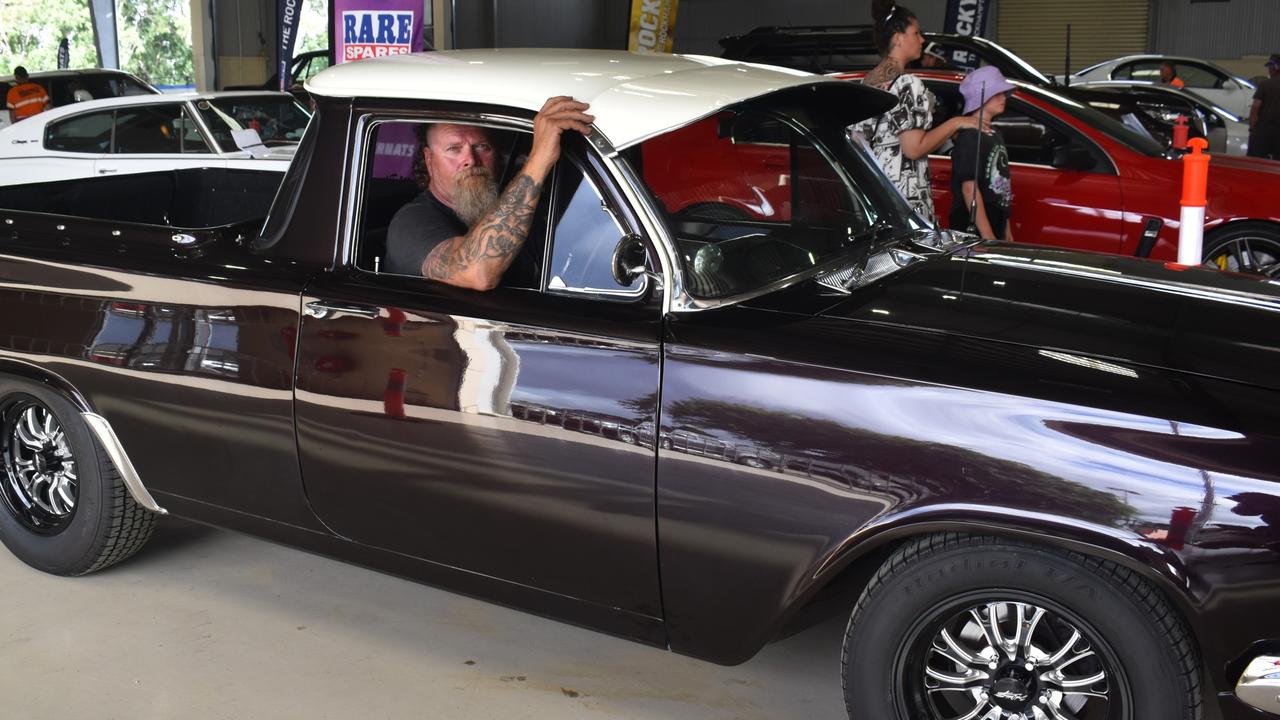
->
xmin=996 ymin=0 xmax=1150 ymax=76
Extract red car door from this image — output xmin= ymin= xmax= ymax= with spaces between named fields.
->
xmin=926 ymin=83 xmax=1125 ymax=253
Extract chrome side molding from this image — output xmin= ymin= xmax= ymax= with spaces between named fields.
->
xmin=81 ymin=413 xmax=169 ymax=515
xmin=1236 ymin=655 xmax=1280 ymax=715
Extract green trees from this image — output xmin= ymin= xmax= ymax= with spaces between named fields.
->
xmin=1 ymin=0 xmax=193 ymax=86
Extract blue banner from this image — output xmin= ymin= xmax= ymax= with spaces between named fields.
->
xmin=943 ymin=0 xmax=992 ymax=71
xmin=277 ymin=0 xmax=302 ymax=91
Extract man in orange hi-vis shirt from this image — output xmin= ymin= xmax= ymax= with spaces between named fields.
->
xmin=5 ymin=67 xmax=51 ymax=123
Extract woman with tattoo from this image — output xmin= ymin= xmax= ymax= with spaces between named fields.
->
xmin=854 ymin=0 xmax=977 ymax=222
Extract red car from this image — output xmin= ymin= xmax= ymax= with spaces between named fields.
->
xmin=840 ymin=70 xmax=1280 ymax=272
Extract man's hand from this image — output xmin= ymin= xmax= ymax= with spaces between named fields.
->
xmin=525 ymin=96 xmax=594 ymax=179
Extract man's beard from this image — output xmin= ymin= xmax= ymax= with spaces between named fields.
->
xmin=453 ymin=167 xmax=500 ymax=227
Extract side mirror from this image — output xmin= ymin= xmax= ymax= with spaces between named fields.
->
xmin=612 ymin=234 xmax=650 ymax=287
xmin=1051 ymin=145 xmax=1096 ymax=172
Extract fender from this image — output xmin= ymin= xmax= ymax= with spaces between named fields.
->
xmin=0 ymin=356 xmax=167 ymax=514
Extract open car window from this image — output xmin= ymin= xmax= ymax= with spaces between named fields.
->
xmin=353 ymin=119 xmax=545 ymax=291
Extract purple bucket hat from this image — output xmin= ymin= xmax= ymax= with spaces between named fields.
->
xmin=960 ymin=65 xmax=1016 ymax=114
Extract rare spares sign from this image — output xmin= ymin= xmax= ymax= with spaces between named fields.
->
xmin=333 ymin=0 xmax=424 ymax=64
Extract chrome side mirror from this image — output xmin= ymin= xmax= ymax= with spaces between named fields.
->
xmin=612 ymin=234 xmax=650 ymax=287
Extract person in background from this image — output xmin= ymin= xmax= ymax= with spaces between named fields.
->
xmin=1159 ymin=61 xmax=1186 ymax=89
xmin=1247 ymin=54 xmax=1280 ymax=160
xmin=5 ymin=66 xmax=50 ymax=124
xmin=949 ymin=66 xmax=1015 ymax=241
xmin=854 ymin=0 xmax=977 ymax=223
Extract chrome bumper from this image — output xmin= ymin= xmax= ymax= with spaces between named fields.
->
xmin=1237 ymin=655 xmax=1280 ymax=715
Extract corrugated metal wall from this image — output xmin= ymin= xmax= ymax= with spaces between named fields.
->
xmin=996 ymin=0 xmax=1149 ymax=75
xmin=1150 ymin=0 xmax=1279 ymax=58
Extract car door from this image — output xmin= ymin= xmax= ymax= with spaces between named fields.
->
xmin=926 ymin=83 xmax=1124 ymax=252
xmin=294 ymin=117 xmax=664 ymax=630
xmin=95 ymin=102 xmax=224 ymax=178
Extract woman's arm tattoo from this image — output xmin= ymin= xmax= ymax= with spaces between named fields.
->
xmin=422 ymin=173 xmax=543 ymax=283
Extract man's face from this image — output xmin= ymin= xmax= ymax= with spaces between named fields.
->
xmin=1159 ymin=64 xmax=1174 ymax=83
xmin=424 ymin=124 xmax=499 ymax=225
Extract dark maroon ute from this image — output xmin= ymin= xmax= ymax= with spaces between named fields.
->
xmin=0 ymin=56 xmax=1278 ymax=720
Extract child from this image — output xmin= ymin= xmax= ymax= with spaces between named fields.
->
xmin=949 ymin=66 xmax=1015 ymax=241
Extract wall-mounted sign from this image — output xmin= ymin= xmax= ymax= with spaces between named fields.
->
xmin=628 ymin=0 xmax=679 ymax=54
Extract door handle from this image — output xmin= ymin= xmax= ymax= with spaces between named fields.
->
xmin=304 ymin=300 xmax=382 ymax=319
xmin=97 ymin=168 xmax=118 ymax=174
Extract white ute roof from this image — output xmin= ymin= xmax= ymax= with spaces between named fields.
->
xmin=305 ymin=48 xmax=830 ymax=148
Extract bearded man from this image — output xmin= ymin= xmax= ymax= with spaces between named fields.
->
xmin=385 ymin=96 xmax=593 ymax=289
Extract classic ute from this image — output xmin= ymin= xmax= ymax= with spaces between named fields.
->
xmin=0 ymin=50 xmax=1278 ymax=720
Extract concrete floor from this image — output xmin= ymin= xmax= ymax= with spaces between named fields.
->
xmin=0 ymin=517 xmax=848 ymax=720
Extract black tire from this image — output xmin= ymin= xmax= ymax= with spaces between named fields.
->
xmin=0 ymin=379 xmax=155 ymax=576
xmin=1203 ymin=222 xmax=1280 ymax=276
xmin=842 ymin=533 xmax=1200 ymax=720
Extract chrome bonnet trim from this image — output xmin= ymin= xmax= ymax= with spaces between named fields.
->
xmin=1236 ymin=655 xmax=1280 ymax=715
xmin=81 ymin=413 xmax=169 ymax=515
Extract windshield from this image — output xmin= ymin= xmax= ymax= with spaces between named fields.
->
xmin=1024 ymin=84 xmax=1167 ymax=157
xmin=630 ymin=104 xmax=921 ymax=300
xmin=194 ymin=96 xmax=311 ymax=150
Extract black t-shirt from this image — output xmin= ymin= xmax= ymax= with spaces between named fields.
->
xmin=1255 ymin=75 xmax=1280 ymax=128
xmin=949 ymin=128 xmax=1013 ymax=239
xmin=385 ymin=190 xmax=467 ymax=276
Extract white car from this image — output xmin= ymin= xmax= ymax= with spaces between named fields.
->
xmin=1067 ymin=80 xmax=1250 ymax=156
xmin=1067 ymin=55 xmax=1257 ymax=118
xmin=0 ymin=91 xmax=310 ymax=186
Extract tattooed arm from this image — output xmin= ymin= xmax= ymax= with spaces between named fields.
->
xmin=422 ymin=96 xmax=594 ymax=290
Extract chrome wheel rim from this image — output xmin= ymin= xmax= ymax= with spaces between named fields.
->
xmin=1205 ymin=235 xmax=1280 ymax=277
xmin=2 ymin=399 xmax=78 ymax=532
xmin=902 ymin=597 xmax=1126 ymax=720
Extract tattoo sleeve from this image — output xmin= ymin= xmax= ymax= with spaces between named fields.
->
xmin=422 ymin=173 xmax=543 ymax=285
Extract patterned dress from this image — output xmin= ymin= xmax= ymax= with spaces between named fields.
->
xmin=854 ymin=73 xmax=936 ymax=222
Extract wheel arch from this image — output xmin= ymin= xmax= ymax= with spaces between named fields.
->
xmin=0 ymin=357 xmax=167 ymax=515
xmin=774 ymin=508 xmax=1201 ymax=652
xmin=1204 ymin=217 xmax=1280 ymax=242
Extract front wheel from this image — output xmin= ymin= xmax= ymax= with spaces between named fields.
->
xmin=1203 ymin=223 xmax=1280 ymax=276
xmin=842 ymin=534 xmax=1200 ymax=720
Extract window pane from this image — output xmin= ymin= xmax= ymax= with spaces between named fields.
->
xmin=547 ymin=163 xmax=639 ymax=297
xmin=178 ymin=108 xmax=214 ymax=154
xmin=195 ymin=96 xmax=311 ymax=149
xmin=113 ymin=105 xmax=184 ymax=154
xmin=45 ymin=111 xmax=115 ymax=153
xmin=1175 ymin=63 xmax=1221 ymax=89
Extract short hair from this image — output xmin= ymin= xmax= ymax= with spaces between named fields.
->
xmin=13 ymin=66 xmax=29 ymax=80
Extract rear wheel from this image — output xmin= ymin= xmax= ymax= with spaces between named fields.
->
xmin=842 ymin=534 xmax=1200 ymax=720
xmin=0 ymin=380 xmax=155 ymax=575
xmin=1203 ymin=223 xmax=1280 ymax=276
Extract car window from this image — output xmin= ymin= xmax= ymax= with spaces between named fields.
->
xmin=296 ymin=55 xmax=331 ymax=84
xmin=1114 ymin=60 xmax=1162 ymax=82
xmin=112 ymin=105 xmax=183 ymax=154
xmin=45 ymin=110 xmax=114 ymax=153
xmin=176 ymin=108 xmax=214 ymax=153
xmin=194 ymin=96 xmax=311 ymax=149
xmin=80 ymin=75 xmax=155 ymax=101
xmin=1174 ymin=62 xmax=1222 ymax=89
xmin=352 ymin=119 xmax=546 ymax=290
xmin=546 ymin=157 xmax=643 ymax=299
